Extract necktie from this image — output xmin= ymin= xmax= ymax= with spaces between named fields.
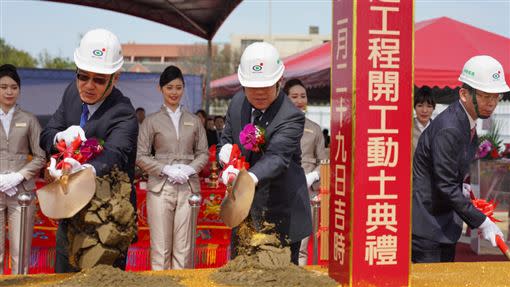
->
xmin=470 ymin=127 xmax=476 ymax=142
xmin=252 ymin=109 xmax=263 ymax=126
xmin=80 ymin=104 xmax=89 ymax=128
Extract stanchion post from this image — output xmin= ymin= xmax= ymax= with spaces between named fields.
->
xmin=17 ymin=191 xmax=33 ymax=275
xmin=311 ymin=192 xmax=321 ymax=265
xmin=188 ymin=193 xmax=202 ymax=268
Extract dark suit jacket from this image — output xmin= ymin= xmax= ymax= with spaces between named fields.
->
xmin=412 ymin=100 xmax=485 ymax=244
xmin=40 ymin=82 xmax=138 ymax=182
xmin=219 ymin=91 xmax=312 ymax=244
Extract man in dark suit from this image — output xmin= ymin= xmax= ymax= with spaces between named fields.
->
xmin=40 ymin=29 xmax=138 ymax=272
xmin=217 ymin=42 xmax=311 ymax=265
xmin=412 ymin=55 xmax=508 ymax=263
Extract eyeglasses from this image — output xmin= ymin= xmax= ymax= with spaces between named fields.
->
xmin=475 ymin=90 xmax=503 ymax=103
xmin=76 ymin=72 xmax=109 ymax=86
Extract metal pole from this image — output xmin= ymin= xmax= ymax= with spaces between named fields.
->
xmin=17 ymin=191 xmax=33 ymax=275
xmin=311 ymin=192 xmax=321 ymax=265
xmin=205 ymin=40 xmax=212 ymax=114
xmin=188 ymin=193 xmax=202 ymax=268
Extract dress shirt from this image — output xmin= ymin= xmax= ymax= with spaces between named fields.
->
xmin=166 ymin=105 xmax=182 ymax=138
xmin=459 ymin=100 xmax=476 ymax=130
xmin=86 ymin=99 xmax=105 ymax=120
xmin=415 ymin=118 xmax=431 ymax=133
xmin=0 ymin=106 xmax=15 ymax=136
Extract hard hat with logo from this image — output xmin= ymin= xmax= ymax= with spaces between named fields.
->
xmin=238 ymin=42 xmax=285 ymax=88
xmin=74 ymin=28 xmax=124 ymax=75
xmin=458 ymin=55 xmax=510 ymax=94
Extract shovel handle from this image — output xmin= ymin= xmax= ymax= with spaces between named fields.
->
xmin=496 ymin=235 xmax=510 ymax=260
xmin=60 ymin=162 xmax=71 ymax=194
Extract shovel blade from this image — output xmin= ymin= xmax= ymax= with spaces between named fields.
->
xmin=220 ymin=170 xmax=256 ymax=228
xmin=37 ymin=168 xmax=96 ymax=219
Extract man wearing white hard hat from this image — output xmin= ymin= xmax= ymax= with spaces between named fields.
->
xmin=412 ymin=55 xmax=509 ymax=263
xmin=40 ymin=28 xmax=138 ymax=272
xmin=217 ymin=42 xmax=312 ymax=264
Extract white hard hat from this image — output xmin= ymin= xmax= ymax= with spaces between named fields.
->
xmin=458 ymin=55 xmax=509 ymax=94
xmin=238 ymin=42 xmax=285 ymax=88
xmin=74 ymin=28 xmax=124 ymax=75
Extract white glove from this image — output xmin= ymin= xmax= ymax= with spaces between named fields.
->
xmin=2 ymin=187 xmax=17 ymax=197
xmin=305 ymin=171 xmax=320 ymax=189
xmin=48 ymin=157 xmax=84 ymax=179
xmin=55 ymin=125 xmax=87 ymax=146
xmin=218 ymin=144 xmax=233 ymax=165
xmin=221 ymin=165 xmax=239 ymax=185
xmin=478 ymin=217 xmax=505 ymax=247
xmin=162 ymin=165 xmax=189 ymax=184
xmin=0 ymin=172 xmax=24 ymax=191
xmin=174 ymin=164 xmax=196 ymax=177
xmin=248 ymin=171 xmax=258 ymax=186
xmin=462 ymin=183 xmax=472 ymax=199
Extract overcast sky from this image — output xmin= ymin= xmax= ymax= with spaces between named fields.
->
xmin=1 ymin=0 xmax=509 ymax=59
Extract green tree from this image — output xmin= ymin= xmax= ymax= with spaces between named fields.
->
xmin=38 ymin=49 xmax=75 ymax=69
xmin=0 ymin=38 xmax=37 ymax=67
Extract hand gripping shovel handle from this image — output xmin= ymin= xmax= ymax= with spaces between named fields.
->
xmin=496 ymin=235 xmax=510 ymax=260
xmin=60 ymin=161 xmax=71 ymax=194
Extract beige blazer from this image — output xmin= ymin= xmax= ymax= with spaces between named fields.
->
xmin=300 ymin=118 xmax=327 ymax=190
xmin=136 ymin=106 xmax=208 ymax=193
xmin=0 ymin=106 xmax=46 ymax=191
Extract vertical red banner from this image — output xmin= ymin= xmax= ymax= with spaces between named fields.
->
xmin=329 ymin=0 xmax=353 ymax=283
xmin=331 ymin=0 xmax=413 ymax=286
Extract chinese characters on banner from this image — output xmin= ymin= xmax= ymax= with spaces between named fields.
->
xmin=330 ymin=1 xmax=413 ymax=286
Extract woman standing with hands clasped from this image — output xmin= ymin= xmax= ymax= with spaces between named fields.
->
xmin=136 ymin=65 xmax=208 ymax=270
xmin=0 ymin=64 xmax=46 ymax=274
xmin=284 ymin=78 xmax=327 ymax=266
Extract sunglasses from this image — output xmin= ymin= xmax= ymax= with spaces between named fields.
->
xmin=76 ymin=72 xmax=109 ymax=86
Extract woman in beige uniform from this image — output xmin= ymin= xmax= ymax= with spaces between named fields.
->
xmin=0 ymin=64 xmax=45 ymax=274
xmin=136 ymin=65 xmax=208 ymax=270
xmin=283 ymin=78 xmax=327 ymax=266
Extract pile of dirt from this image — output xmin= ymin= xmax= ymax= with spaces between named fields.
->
xmin=67 ymin=169 xmax=138 ymax=269
xmin=47 ymin=265 xmax=182 ymax=287
xmin=211 ymin=222 xmax=337 ymax=287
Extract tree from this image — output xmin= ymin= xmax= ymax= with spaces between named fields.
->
xmin=38 ymin=49 xmax=75 ymax=69
xmin=0 ymin=38 xmax=37 ymax=68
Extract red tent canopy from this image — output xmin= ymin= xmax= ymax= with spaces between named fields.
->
xmin=211 ymin=17 xmax=510 ymax=99
xmin=415 ymin=17 xmax=510 ymax=88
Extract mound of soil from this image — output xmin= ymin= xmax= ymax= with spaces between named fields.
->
xmin=47 ymin=265 xmax=182 ymax=287
xmin=211 ymin=222 xmax=337 ymax=287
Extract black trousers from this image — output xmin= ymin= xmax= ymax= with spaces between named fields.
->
xmin=55 ymin=220 xmax=128 ymax=273
xmin=411 ymin=234 xmax=456 ymax=263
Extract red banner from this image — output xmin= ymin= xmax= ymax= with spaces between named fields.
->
xmin=331 ymin=0 xmax=413 ymax=286
xmin=329 ymin=0 xmax=354 ymax=283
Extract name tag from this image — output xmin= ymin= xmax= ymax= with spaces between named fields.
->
xmin=15 ymin=122 xmax=27 ymax=127
xmin=304 ymin=128 xmax=314 ymax=134
xmin=183 ymin=122 xmax=194 ymax=126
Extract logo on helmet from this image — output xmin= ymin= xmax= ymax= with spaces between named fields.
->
xmin=492 ymin=71 xmax=501 ymax=80
xmin=252 ymin=63 xmax=263 ymax=72
xmin=92 ymin=48 xmax=106 ymax=57
xmin=463 ymin=68 xmax=475 ymax=77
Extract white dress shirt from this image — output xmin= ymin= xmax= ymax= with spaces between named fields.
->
xmin=0 ymin=106 xmax=15 ymax=137
xmin=459 ymin=99 xmax=477 ymax=130
xmin=166 ymin=105 xmax=182 ymax=138
xmin=415 ymin=118 xmax=431 ymax=133
xmin=86 ymin=99 xmax=105 ymax=120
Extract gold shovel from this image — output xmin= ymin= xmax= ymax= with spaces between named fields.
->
xmin=37 ymin=166 xmax=96 ymax=219
xmin=220 ymin=169 xmax=256 ymax=228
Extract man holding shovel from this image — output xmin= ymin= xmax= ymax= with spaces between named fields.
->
xmin=40 ymin=28 xmax=138 ymax=272
xmin=217 ymin=42 xmax=311 ymax=265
